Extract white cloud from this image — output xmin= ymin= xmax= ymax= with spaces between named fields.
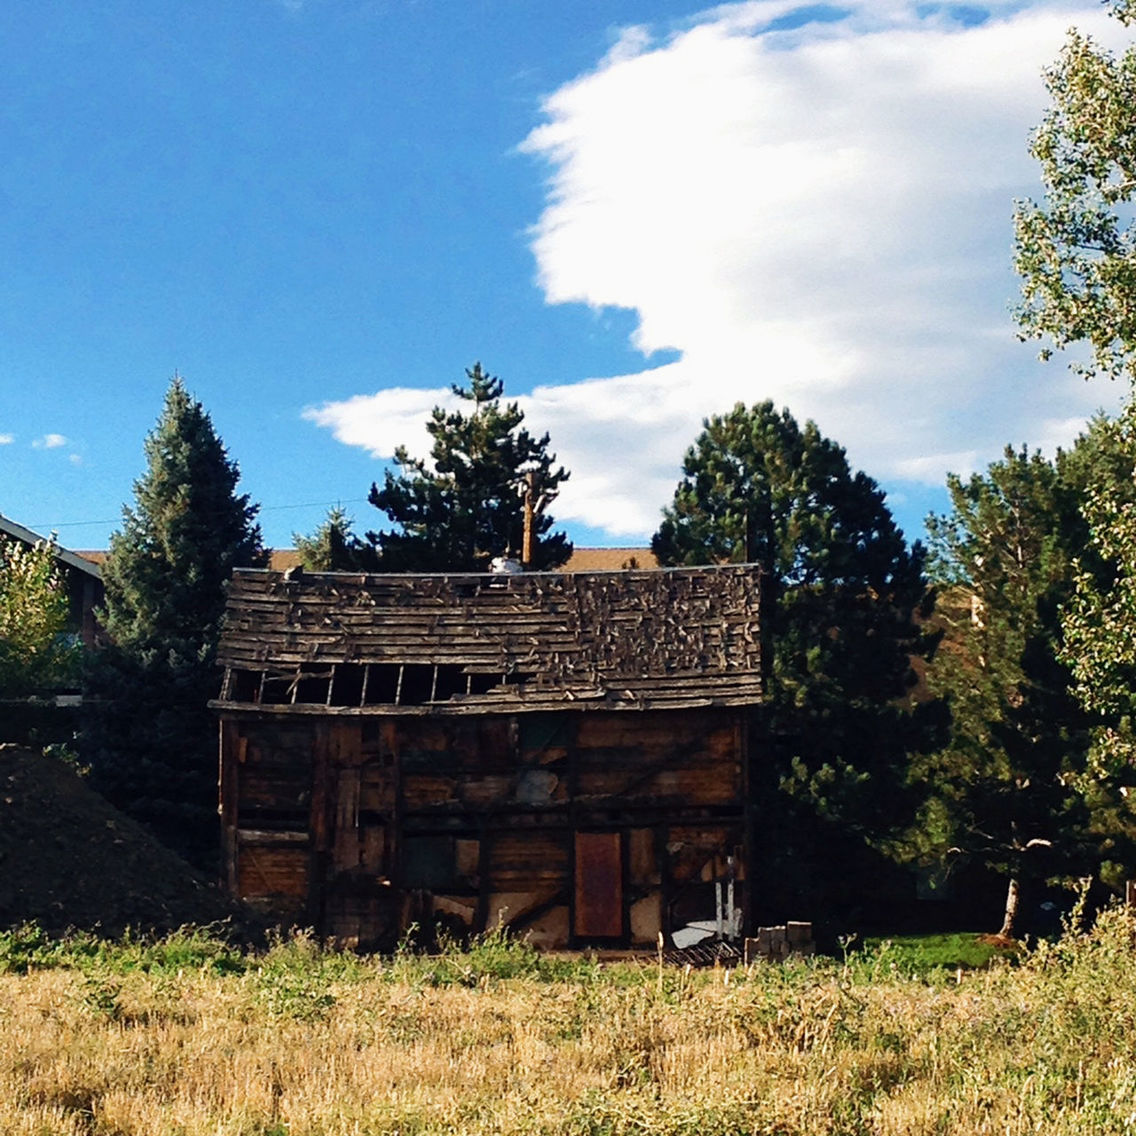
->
xmin=0 ymin=434 xmax=12 ymax=445
xmin=893 ymin=451 xmax=980 ymax=485
xmin=310 ymin=0 xmax=1130 ymax=537
xmin=33 ymin=433 xmax=68 ymax=450
xmin=304 ymin=387 xmax=464 ymax=461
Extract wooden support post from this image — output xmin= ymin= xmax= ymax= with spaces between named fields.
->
xmin=218 ymin=719 xmax=241 ymax=893
xmin=307 ymin=722 xmax=333 ymax=929
xmin=475 ymin=824 xmax=491 ymax=935
xmin=727 ymin=858 xmax=737 ymax=941
xmin=522 ymin=470 xmax=536 ymax=568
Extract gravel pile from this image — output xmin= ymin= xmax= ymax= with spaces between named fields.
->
xmin=0 ymin=744 xmax=240 ymax=937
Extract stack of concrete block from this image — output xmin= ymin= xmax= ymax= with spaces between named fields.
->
xmin=744 ymin=921 xmax=815 ymax=963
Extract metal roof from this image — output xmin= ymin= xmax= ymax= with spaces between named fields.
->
xmin=0 ymin=513 xmax=102 ymax=580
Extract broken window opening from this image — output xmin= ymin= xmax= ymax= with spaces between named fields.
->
xmin=292 ymin=667 xmax=333 ymax=705
xmin=398 ymin=664 xmax=435 ymax=706
xmin=228 ymin=661 xmax=540 ymax=709
xmin=468 ymin=672 xmax=503 ymax=696
xmin=432 ymin=665 xmax=469 ymax=702
xmin=363 ymin=664 xmax=401 ymax=705
xmin=330 ymin=663 xmax=366 ymax=707
xmin=228 ymin=668 xmax=262 ymax=703
xmin=259 ymin=671 xmax=296 ymax=706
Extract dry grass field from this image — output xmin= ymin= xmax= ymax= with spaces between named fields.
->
xmin=2 ymin=910 xmax=1136 ymax=1136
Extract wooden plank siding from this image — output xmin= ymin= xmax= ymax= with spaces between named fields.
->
xmin=213 ymin=565 xmax=760 ymax=949
xmin=219 ymin=705 xmax=750 ymax=948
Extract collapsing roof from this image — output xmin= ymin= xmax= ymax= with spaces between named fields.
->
xmin=215 ymin=564 xmax=762 ymax=715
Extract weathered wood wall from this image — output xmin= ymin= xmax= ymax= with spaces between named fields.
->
xmin=219 ymin=706 xmax=748 ymax=948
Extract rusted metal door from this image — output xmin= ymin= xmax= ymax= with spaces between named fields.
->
xmin=574 ymin=831 xmax=623 ymax=939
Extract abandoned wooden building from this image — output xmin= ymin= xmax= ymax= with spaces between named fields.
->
xmin=212 ymin=564 xmax=762 ymax=949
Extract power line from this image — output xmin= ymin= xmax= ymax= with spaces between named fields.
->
xmin=28 ymin=498 xmax=373 ymax=532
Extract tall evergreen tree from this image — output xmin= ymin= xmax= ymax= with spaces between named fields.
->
xmin=85 ymin=377 xmax=264 ymax=867
xmin=653 ymin=402 xmax=941 ymax=920
xmin=917 ymin=445 xmax=1097 ymax=937
xmin=368 ymin=364 xmax=572 ymax=572
xmin=293 ymin=506 xmax=379 ymax=572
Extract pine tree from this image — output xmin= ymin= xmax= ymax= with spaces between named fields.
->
xmin=917 ymin=445 xmax=1097 ymax=936
xmin=84 ymin=377 xmax=264 ymax=868
xmin=368 ymin=363 xmax=572 ymax=572
xmin=653 ymin=402 xmax=941 ymax=920
xmin=294 ymin=506 xmax=379 ymax=572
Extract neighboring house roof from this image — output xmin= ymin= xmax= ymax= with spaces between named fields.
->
xmin=267 ymin=548 xmax=302 ymax=572
xmin=0 ymin=514 xmax=101 ymax=580
xmin=562 ymin=547 xmax=658 ymax=572
xmin=265 ymin=547 xmax=657 ymax=573
xmin=76 ymin=547 xmax=658 ymax=574
xmin=215 ymin=564 xmax=762 ymax=715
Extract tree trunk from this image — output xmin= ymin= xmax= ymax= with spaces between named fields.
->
xmin=998 ymin=876 xmax=1021 ymax=940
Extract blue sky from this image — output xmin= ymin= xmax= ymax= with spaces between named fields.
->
xmin=0 ymin=0 xmax=1127 ymax=553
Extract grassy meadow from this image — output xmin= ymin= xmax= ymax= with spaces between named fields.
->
xmin=2 ymin=912 xmax=1135 ymax=1136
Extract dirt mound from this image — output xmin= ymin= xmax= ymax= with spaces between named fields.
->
xmin=0 ymin=744 xmax=240 ymax=937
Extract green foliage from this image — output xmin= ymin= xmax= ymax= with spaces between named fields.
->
xmin=652 ymin=401 xmax=940 ymax=873
xmin=0 ymin=535 xmax=79 ymax=696
xmin=856 ymin=933 xmax=1015 ymax=977
xmin=368 ymin=363 xmax=572 ymax=572
xmin=97 ymin=376 xmax=264 ymax=657
xmin=252 ymin=931 xmax=352 ymax=1020
xmin=383 ymin=923 xmax=604 ymax=989
xmin=88 ymin=924 xmax=246 ymax=978
xmin=0 ymin=921 xmax=70 ymax=974
xmin=1014 ymin=4 xmax=1136 ymax=383
xmin=1061 ymin=408 xmax=1136 ymax=728
xmin=1058 ymin=406 xmax=1136 ymax=870
xmin=0 ymin=922 xmax=244 ymax=977
xmin=84 ymin=377 xmax=265 ymax=867
xmin=293 ymin=505 xmax=379 ymax=572
xmin=1010 ymin=4 xmax=1136 ymax=903
xmin=917 ymin=443 xmax=1106 ymax=930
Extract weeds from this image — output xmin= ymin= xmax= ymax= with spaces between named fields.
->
xmin=3 ymin=912 xmax=1136 ymax=1133
xmin=853 ymin=931 xmax=1016 ymax=979
xmin=0 ymin=921 xmax=246 ymax=977
xmin=0 ymin=921 xmax=69 ymax=973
